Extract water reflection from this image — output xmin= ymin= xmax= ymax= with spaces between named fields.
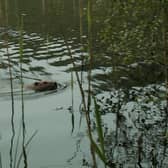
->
xmin=0 ymin=0 xmax=80 ymax=36
xmin=0 ymin=29 xmax=85 ymax=88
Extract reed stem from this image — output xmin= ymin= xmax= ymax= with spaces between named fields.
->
xmin=4 ymin=1 xmax=16 ymax=167
xmin=19 ymin=14 xmax=28 ymax=168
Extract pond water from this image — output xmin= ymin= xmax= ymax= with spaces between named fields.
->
xmin=0 ymin=0 xmax=95 ymax=168
xmin=0 ymin=37 xmax=91 ymax=167
xmin=0 ymin=1 xmax=168 ymax=168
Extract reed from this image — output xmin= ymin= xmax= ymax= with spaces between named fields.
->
xmin=19 ymin=14 xmax=28 ymax=168
xmin=16 ymin=130 xmax=38 ymax=168
xmin=160 ymin=1 xmax=168 ymax=167
xmin=87 ymin=0 xmax=93 ymax=114
xmin=5 ymin=32 xmax=16 ymax=168
xmin=0 ymin=152 xmax=2 ymax=168
xmin=64 ymin=10 xmax=108 ymax=168
xmin=93 ymin=97 xmax=106 ymax=166
xmin=13 ymin=123 xmax=21 ymax=168
xmin=162 ymin=1 xmax=168 ymax=85
xmin=85 ymin=0 xmax=97 ymax=164
xmin=70 ymin=71 xmax=75 ymax=134
xmin=79 ymin=0 xmax=84 ymax=85
xmin=64 ymin=0 xmax=108 ymax=167
xmin=3 ymin=1 xmax=16 ymax=168
xmin=87 ymin=0 xmax=106 ymax=167
xmin=64 ymin=37 xmax=99 ymax=167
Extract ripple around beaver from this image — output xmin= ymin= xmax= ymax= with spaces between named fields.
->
xmin=0 ymin=83 xmax=67 ymax=101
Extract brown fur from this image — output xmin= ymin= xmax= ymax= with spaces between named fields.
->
xmin=26 ymin=81 xmax=57 ymax=92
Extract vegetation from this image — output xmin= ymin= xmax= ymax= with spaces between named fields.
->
xmin=95 ymin=0 xmax=168 ymax=65
xmin=0 ymin=0 xmax=168 ymax=168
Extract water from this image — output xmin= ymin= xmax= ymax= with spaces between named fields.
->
xmin=1 ymin=1 xmax=168 ymax=168
xmin=0 ymin=86 xmax=91 ymax=168
xmin=0 ymin=0 xmax=92 ymax=167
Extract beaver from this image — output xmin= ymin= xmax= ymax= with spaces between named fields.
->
xmin=26 ymin=81 xmax=57 ymax=92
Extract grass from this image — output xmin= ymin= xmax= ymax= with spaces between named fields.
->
xmin=66 ymin=52 xmax=107 ymax=166
xmin=61 ymin=0 xmax=109 ymax=167
xmin=5 ymin=29 xmax=16 ymax=168
xmin=3 ymin=1 xmax=167 ymax=167
xmin=0 ymin=152 xmax=2 ymax=168
xmin=19 ymin=14 xmax=28 ymax=168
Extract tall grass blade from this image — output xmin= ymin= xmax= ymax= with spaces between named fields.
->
xmin=14 ymin=122 xmax=22 ymax=168
xmin=71 ymin=112 xmax=75 ymax=134
xmin=94 ymin=98 xmax=105 ymax=152
xmin=63 ymin=36 xmax=97 ymax=167
xmin=79 ymin=102 xmax=84 ymax=128
xmin=4 ymin=1 xmax=16 ymax=168
xmin=19 ymin=14 xmax=27 ymax=168
xmin=87 ymin=0 xmax=93 ymax=113
xmin=0 ymin=152 xmax=2 ymax=168
xmin=71 ymin=70 xmax=75 ymax=134
xmin=79 ymin=0 xmax=84 ymax=86
xmin=91 ymin=139 xmax=106 ymax=165
xmin=160 ymin=2 xmax=168 ymax=167
xmin=94 ymin=97 xmax=106 ymax=167
xmin=5 ymin=31 xmax=16 ymax=168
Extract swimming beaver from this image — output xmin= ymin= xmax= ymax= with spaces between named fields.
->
xmin=26 ymin=81 xmax=57 ymax=92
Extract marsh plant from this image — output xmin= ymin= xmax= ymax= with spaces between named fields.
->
xmin=1 ymin=0 xmax=168 ymax=168
xmin=69 ymin=0 xmax=168 ymax=167
xmin=5 ymin=14 xmax=37 ymax=168
xmin=65 ymin=0 xmax=108 ymax=167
